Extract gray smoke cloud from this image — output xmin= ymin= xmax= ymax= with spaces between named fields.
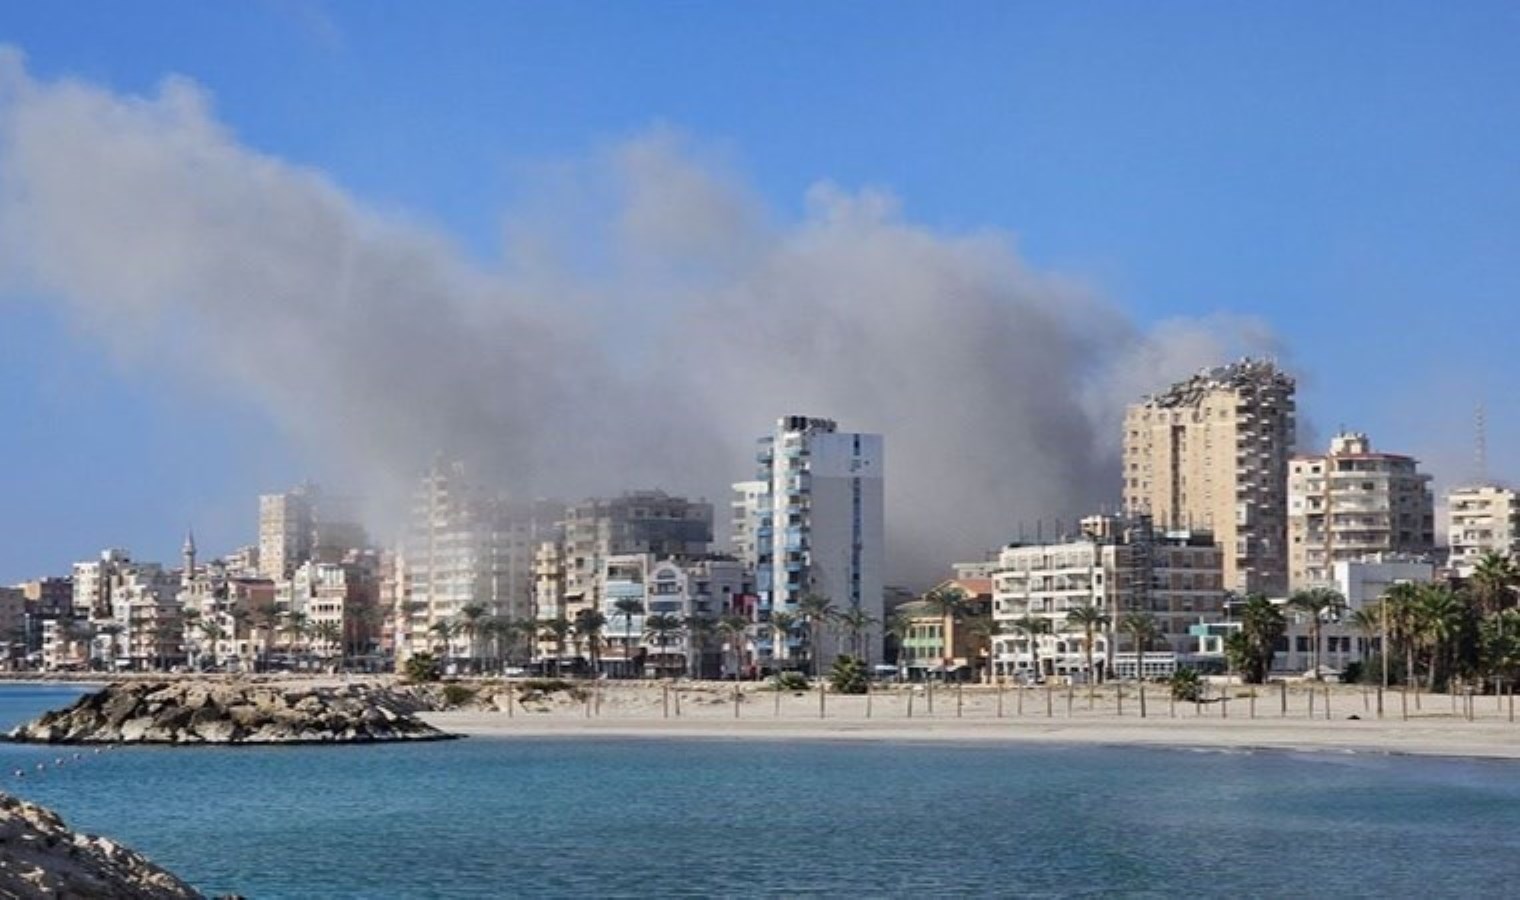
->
xmin=0 ymin=51 xmax=1281 ymax=585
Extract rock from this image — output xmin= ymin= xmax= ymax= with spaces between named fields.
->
xmin=5 ymin=682 xmax=456 ymax=746
xmin=0 ymin=790 xmax=204 ymax=898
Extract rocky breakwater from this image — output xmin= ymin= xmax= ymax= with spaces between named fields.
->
xmin=6 ymin=681 xmax=456 ymax=745
xmin=0 ymin=791 xmax=202 ymax=898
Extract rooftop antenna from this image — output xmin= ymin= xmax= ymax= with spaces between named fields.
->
xmin=1476 ymin=402 xmax=1489 ymax=485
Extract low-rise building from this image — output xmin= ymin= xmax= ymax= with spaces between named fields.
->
xmin=1447 ymin=485 xmax=1520 ymax=577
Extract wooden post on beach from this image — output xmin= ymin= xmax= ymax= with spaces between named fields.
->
xmin=506 ymin=685 xmax=515 ymax=719
xmin=1017 ymin=683 xmax=1024 ymax=716
xmin=1221 ymin=683 xmax=1228 ymax=719
xmin=1362 ymin=685 xmax=1369 ymax=713
xmin=1116 ymin=683 xmax=1123 ymax=717
xmin=1308 ymin=685 xmax=1315 ymax=719
xmin=996 ymin=681 xmax=1004 ymax=719
xmin=927 ymin=680 xmax=935 ymax=715
xmin=1249 ymin=690 xmax=1255 ymax=719
xmin=1280 ymin=681 xmax=1287 ymax=717
xmin=1509 ymin=685 xmax=1514 ymax=723
xmin=663 ymin=683 xmax=670 ymax=719
xmin=1401 ymin=684 xmax=1408 ymax=720
xmin=1324 ymin=682 xmax=1330 ymax=721
xmin=675 ymin=689 xmax=682 ymax=717
xmin=818 ymin=682 xmax=826 ymax=719
xmin=957 ymin=682 xmax=964 ymax=719
xmin=1065 ymin=680 xmax=1073 ymax=718
xmin=1376 ymin=686 xmax=1383 ymax=719
xmin=906 ymin=689 xmax=914 ymax=719
xmin=1169 ymin=689 xmax=1175 ymax=718
xmin=1045 ymin=681 xmax=1053 ymax=717
xmin=1139 ymin=683 xmax=1147 ymax=719
xmin=774 ymin=685 xmax=781 ymax=718
xmin=734 ymin=685 xmax=741 ymax=719
xmin=866 ymin=682 xmax=872 ymax=719
xmin=585 ymin=690 xmax=591 ymax=718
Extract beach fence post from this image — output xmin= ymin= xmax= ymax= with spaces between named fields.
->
xmin=734 ymin=685 xmax=741 ymax=719
xmin=1169 ymin=688 xmax=1175 ymax=719
xmin=585 ymin=689 xmax=591 ymax=719
xmin=1249 ymin=689 xmax=1255 ymax=719
xmin=1221 ymin=683 xmax=1228 ymax=719
xmin=675 ymin=688 xmax=682 ymax=718
xmin=907 ymin=688 xmax=915 ymax=719
xmin=996 ymin=681 xmax=1004 ymax=719
xmin=1509 ymin=685 xmax=1514 ymax=723
xmin=1324 ymin=682 xmax=1331 ymax=721
xmin=1139 ymin=683 xmax=1147 ymax=719
xmin=957 ymin=682 xmax=964 ymax=719
xmin=1362 ymin=685 xmax=1369 ymax=713
xmin=663 ymin=683 xmax=670 ymax=719
xmin=1194 ymin=685 xmax=1202 ymax=718
xmin=1401 ymin=684 xmax=1408 ymax=720
xmin=927 ymin=680 xmax=935 ymax=715
xmin=506 ymin=685 xmax=515 ymax=719
xmin=1046 ymin=681 xmax=1053 ymax=718
xmin=774 ymin=684 xmax=781 ymax=718
xmin=1116 ymin=683 xmax=1123 ymax=717
xmin=1308 ymin=684 xmax=1315 ymax=719
xmin=1280 ymin=681 xmax=1287 ymax=717
xmin=818 ymin=681 xmax=826 ymax=719
xmin=1066 ymin=679 xmax=1073 ymax=718
xmin=866 ymin=682 xmax=872 ymax=719
xmin=1376 ymin=686 xmax=1383 ymax=719
xmin=1017 ymin=683 xmax=1025 ymax=716
xmin=595 ymin=685 xmax=602 ymax=717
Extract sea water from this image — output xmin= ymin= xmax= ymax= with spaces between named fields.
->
xmin=1 ymin=684 xmax=1518 ymax=898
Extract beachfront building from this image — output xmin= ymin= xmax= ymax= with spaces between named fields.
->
xmin=559 ymin=491 xmax=713 ymax=620
xmin=1287 ymin=432 xmax=1434 ymax=590
xmin=394 ymin=458 xmax=560 ymax=667
xmin=893 ymin=577 xmax=992 ymax=681
xmin=596 ymin=553 xmax=751 ymax=678
xmin=737 ymin=415 xmax=885 ymax=670
xmin=1447 ymin=485 xmax=1520 ymax=577
xmin=72 ymin=548 xmax=134 ymax=620
xmin=258 ymin=486 xmax=316 ymax=580
xmin=1122 ymin=359 xmax=1296 ymax=596
xmin=991 ymin=515 xmax=1227 ymax=682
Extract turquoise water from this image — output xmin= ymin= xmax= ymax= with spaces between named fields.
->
xmin=2 ymin=684 xmax=1518 ymax=898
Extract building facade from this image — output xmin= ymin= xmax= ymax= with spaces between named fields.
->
xmin=1287 ymin=432 xmax=1434 ymax=590
xmin=1447 ymin=485 xmax=1520 ymax=576
xmin=738 ymin=415 xmax=885 ymax=668
xmin=1122 ymin=359 xmax=1295 ymax=596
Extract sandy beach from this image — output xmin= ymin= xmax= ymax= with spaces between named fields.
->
xmin=416 ymin=680 xmax=1520 ymax=760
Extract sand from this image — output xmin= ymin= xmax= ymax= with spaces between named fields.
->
xmin=416 ymin=680 xmax=1520 ymax=760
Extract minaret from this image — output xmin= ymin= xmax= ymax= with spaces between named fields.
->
xmin=182 ymin=528 xmax=197 ymax=586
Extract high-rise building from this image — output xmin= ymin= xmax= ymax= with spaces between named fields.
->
xmin=1447 ymin=484 xmax=1520 ymax=576
xmin=737 ymin=415 xmax=884 ymax=667
xmin=1122 ymin=359 xmax=1295 ymax=596
xmin=1287 ymin=432 xmax=1434 ymax=590
xmin=395 ymin=459 xmax=560 ymax=664
xmin=258 ymin=487 xmax=316 ymax=580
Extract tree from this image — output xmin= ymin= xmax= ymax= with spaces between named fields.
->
xmin=769 ymin=611 xmax=798 ymax=670
xmin=835 ymin=607 xmax=877 ymax=660
xmin=643 ymin=613 xmax=684 ymax=678
xmin=1414 ymin=583 xmax=1470 ymax=692
xmin=403 ymin=651 xmax=440 ymax=683
xmin=613 ymin=597 xmax=645 ymax=678
xmin=539 ymin=617 xmax=573 ymax=677
xmin=1349 ymin=604 xmax=1382 ymax=664
xmin=1225 ymin=595 xmax=1286 ymax=684
xmin=796 ymin=594 xmax=838 ymax=677
xmin=923 ymin=586 xmax=970 ymax=681
xmin=428 ymin=619 xmax=456 ymax=663
xmin=1285 ymin=587 xmax=1346 ymax=679
xmin=574 ymin=608 xmax=607 ymax=677
xmin=311 ymin=620 xmax=342 ymax=665
xmin=884 ymin=612 xmax=912 ymax=681
xmin=717 ymin=613 xmax=752 ymax=679
xmin=829 ymin=655 xmax=869 ymax=694
xmin=683 ymin=615 xmax=716 ymax=679
xmin=280 ymin=611 xmax=309 ymax=667
xmin=1065 ymin=604 xmax=1111 ymax=689
xmin=1383 ymin=582 xmax=1423 ymax=687
xmin=1471 ymin=551 xmax=1519 ymax=617
xmin=1121 ymin=613 xmax=1162 ymax=681
xmin=962 ymin=614 xmax=996 ymax=684
xmin=455 ymin=604 xmax=488 ymax=673
xmin=1009 ymin=615 xmax=1049 ymax=681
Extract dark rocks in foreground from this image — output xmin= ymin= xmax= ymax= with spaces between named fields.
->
xmin=5 ymin=681 xmax=455 ymax=745
xmin=0 ymin=791 xmax=203 ymax=899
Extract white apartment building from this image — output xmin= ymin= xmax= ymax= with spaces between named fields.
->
xmin=599 ymin=553 xmax=750 ymax=678
xmin=1123 ymin=359 xmax=1295 ymax=596
xmin=558 ymin=491 xmax=712 ymax=620
xmin=1287 ymin=432 xmax=1434 ymax=590
xmin=1447 ymin=485 xmax=1520 ymax=576
xmin=992 ymin=516 xmax=1226 ymax=681
xmin=737 ymin=415 xmax=884 ymax=668
xmin=72 ymin=548 xmax=133 ymax=620
xmin=258 ymin=487 xmax=316 ymax=580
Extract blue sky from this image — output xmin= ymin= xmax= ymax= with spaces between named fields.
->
xmin=3 ymin=2 xmax=1519 ymax=582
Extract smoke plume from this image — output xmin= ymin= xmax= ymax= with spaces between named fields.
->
xmin=0 ymin=51 xmax=1279 ymax=585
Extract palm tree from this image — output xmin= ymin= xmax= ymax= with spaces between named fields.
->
xmin=311 ymin=620 xmax=342 ymax=666
xmin=1065 ymin=604 xmax=1111 ymax=689
xmin=796 ymin=594 xmax=838 ymax=677
xmin=683 ymin=614 xmax=716 ymax=678
xmin=1383 ymin=581 xmax=1423 ymax=687
xmin=455 ymin=604 xmax=488 ymax=673
xmin=923 ymin=586 xmax=970 ymax=681
xmin=280 ymin=611 xmax=309 ymax=668
xmin=574 ymin=608 xmax=608 ymax=676
xmin=1415 ymin=583 xmax=1469 ymax=692
xmin=1225 ymin=594 xmax=1285 ymax=684
xmin=540 ymin=617 xmax=573 ymax=677
xmin=1121 ymin=612 xmax=1162 ymax=683
xmin=1009 ymin=615 xmax=1049 ymax=682
xmin=613 ymin=597 xmax=645 ymax=678
xmin=249 ymin=603 xmax=279 ymax=672
xmin=835 ymin=608 xmax=877 ymax=660
xmin=1350 ymin=604 xmax=1382 ymax=665
xmin=717 ymin=613 xmax=752 ymax=680
xmin=769 ymin=611 xmax=798 ymax=671
xmin=643 ymin=613 xmax=684 ymax=678
xmin=962 ymin=614 xmax=996 ymax=684
xmin=196 ymin=619 xmax=226 ymax=671
xmin=884 ymin=611 xmax=913 ymax=681
xmin=1286 ymin=587 xmax=1346 ymax=679
xmin=1472 ymin=551 xmax=1519 ymax=617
